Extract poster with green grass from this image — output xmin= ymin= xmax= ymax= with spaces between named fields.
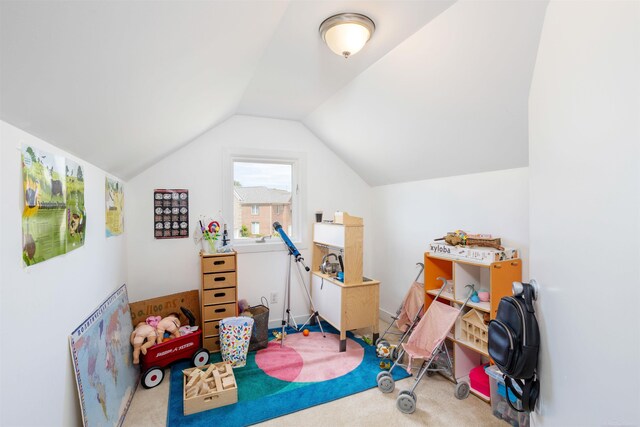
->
xmin=22 ymin=145 xmax=86 ymax=266
xmin=66 ymin=159 xmax=86 ymax=252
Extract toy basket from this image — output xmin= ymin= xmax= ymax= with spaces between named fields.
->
xmin=248 ymin=297 xmax=269 ymax=352
xmin=220 ymin=317 xmax=254 ymax=368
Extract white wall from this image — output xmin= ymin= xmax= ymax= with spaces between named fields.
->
xmin=529 ymin=1 xmax=640 ymax=425
xmin=0 ymin=121 xmax=128 ymax=426
xmin=370 ymin=168 xmax=529 ymax=319
xmin=125 ymin=115 xmax=372 ymax=325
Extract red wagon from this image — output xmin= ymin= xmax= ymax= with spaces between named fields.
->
xmin=139 ymin=329 xmax=210 ymax=388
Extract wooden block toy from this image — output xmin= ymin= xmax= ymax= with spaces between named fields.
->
xmin=183 ymin=362 xmax=238 ymax=415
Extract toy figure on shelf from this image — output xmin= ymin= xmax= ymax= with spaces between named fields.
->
xmin=156 ymin=313 xmax=181 ymax=344
xmin=435 ymin=230 xmax=504 ymax=250
xmin=130 ymin=317 xmax=160 ymax=364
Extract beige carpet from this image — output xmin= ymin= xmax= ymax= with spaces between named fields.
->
xmin=123 ymin=321 xmax=503 ymax=427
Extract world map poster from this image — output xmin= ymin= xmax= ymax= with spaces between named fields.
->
xmin=69 ymin=285 xmax=138 ymax=427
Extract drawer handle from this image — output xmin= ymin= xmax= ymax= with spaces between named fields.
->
xmin=511 ymin=261 xmax=519 ymax=267
xmin=214 ymin=277 xmax=225 ymax=281
xmin=214 ymin=292 xmax=225 ymax=297
xmin=214 ymin=308 xmax=226 ymax=313
xmin=494 ymin=264 xmax=502 ymax=269
xmin=214 ymin=260 xmax=226 ymax=265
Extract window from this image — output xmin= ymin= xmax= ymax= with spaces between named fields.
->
xmin=224 ymin=149 xmax=305 ymax=252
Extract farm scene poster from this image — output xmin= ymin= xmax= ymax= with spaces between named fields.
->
xmin=22 ymin=145 xmax=86 ymax=266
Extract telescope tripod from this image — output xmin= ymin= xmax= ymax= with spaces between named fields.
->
xmin=281 ymin=252 xmax=325 ymax=347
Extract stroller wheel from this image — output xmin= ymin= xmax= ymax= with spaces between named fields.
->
xmin=398 ymin=389 xmax=417 ymax=401
xmin=376 ymin=371 xmax=391 ymax=382
xmin=426 ymin=363 xmax=437 ymax=377
xmin=455 ymin=381 xmax=470 ymax=400
xmin=377 ymin=373 xmax=395 ymax=393
xmin=397 ymin=393 xmax=417 ymax=414
xmin=391 ymin=346 xmax=400 ymax=361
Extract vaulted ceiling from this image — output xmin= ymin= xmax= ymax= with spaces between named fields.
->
xmin=0 ymin=0 xmax=548 ymax=184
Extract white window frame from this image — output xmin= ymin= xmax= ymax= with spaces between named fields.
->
xmin=223 ymin=148 xmax=306 ymax=254
xmin=251 ymin=205 xmax=259 ymax=215
xmin=251 ymin=221 xmax=260 ymax=235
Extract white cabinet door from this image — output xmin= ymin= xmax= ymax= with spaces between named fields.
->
xmin=311 ymin=274 xmax=342 ymax=329
xmin=313 ymin=223 xmax=344 ymax=248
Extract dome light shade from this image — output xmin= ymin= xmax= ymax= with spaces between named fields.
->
xmin=319 ymin=13 xmax=375 ymax=59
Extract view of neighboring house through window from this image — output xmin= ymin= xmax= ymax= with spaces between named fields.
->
xmin=233 ymin=161 xmax=293 ymax=241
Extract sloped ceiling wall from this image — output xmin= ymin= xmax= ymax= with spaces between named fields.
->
xmin=304 ymin=1 xmax=548 ymax=186
xmin=0 ymin=1 xmax=548 ymax=185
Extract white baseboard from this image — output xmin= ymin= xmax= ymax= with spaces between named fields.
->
xmin=378 ymin=308 xmax=396 ymax=325
xmin=267 ymin=314 xmax=314 ymax=330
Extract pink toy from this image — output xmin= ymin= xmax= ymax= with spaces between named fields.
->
xmin=478 ymin=291 xmax=490 ymax=302
xmin=156 ymin=313 xmax=181 ymax=344
xmin=146 ymin=315 xmax=161 ymax=328
xmin=130 ymin=322 xmax=158 ymax=364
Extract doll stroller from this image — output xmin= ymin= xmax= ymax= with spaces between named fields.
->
xmin=376 ymin=263 xmax=426 ymax=361
xmin=376 ymin=281 xmax=473 ymax=414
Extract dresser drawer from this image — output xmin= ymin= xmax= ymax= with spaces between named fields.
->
xmin=203 ymin=336 xmax=221 ymax=353
xmin=203 ymin=303 xmax=236 ymax=320
xmin=202 ymin=255 xmax=236 ymax=273
xmin=203 ymin=272 xmax=237 ymax=290
xmin=203 ymin=320 xmax=221 ymax=337
xmin=203 ymin=288 xmax=236 ymax=305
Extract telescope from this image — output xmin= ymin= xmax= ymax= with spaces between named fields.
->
xmin=273 ymin=222 xmax=309 ymax=271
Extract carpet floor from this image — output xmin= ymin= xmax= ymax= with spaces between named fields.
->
xmin=123 ymin=321 xmax=503 ymax=427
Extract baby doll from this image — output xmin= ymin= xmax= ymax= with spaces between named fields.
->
xmin=155 ymin=313 xmax=181 ymax=344
xmin=130 ymin=321 xmax=158 ymax=364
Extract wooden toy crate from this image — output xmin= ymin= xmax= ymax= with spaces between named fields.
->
xmin=183 ymin=361 xmax=237 ymax=415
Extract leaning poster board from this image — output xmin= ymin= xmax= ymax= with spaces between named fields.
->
xmin=69 ymin=284 xmax=138 ymax=427
xmin=129 ymin=290 xmax=201 ymax=328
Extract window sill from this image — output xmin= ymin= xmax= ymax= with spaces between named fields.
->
xmin=232 ymin=241 xmax=308 ymax=254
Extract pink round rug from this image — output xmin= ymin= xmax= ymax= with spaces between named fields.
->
xmin=255 ymin=332 xmax=364 ymax=382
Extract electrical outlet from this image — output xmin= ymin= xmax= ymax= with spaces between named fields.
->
xmin=270 ymin=292 xmax=278 ymax=304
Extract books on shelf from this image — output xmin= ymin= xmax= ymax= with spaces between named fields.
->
xmin=428 ymin=242 xmax=519 ymax=265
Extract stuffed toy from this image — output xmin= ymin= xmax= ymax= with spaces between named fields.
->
xmin=130 ymin=322 xmax=157 ymax=364
xmin=146 ymin=315 xmax=161 ymax=328
xmin=156 ymin=313 xmax=181 ymax=344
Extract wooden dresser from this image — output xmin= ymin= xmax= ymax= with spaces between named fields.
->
xmin=200 ymin=251 xmax=238 ymax=353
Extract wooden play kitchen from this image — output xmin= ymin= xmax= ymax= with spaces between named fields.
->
xmin=183 ymin=362 xmax=238 ymax=415
xmin=423 ymin=251 xmax=521 ymax=402
xmin=200 ymin=251 xmax=238 ymax=353
xmin=311 ymin=212 xmax=380 ymax=352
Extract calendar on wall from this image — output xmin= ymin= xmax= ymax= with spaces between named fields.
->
xmin=154 ymin=189 xmax=189 ymax=239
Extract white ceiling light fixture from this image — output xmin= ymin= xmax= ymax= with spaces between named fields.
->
xmin=319 ymin=13 xmax=375 ymax=59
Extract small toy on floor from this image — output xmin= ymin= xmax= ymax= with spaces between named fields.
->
xmin=272 ymin=331 xmax=287 ymax=341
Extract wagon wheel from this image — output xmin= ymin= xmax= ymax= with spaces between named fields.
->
xmin=455 ymin=381 xmax=470 ymax=400
xmin=397 ymin=393 xmax=417 ymax=414
xmin=142 ymin=366 xmax=164 ymax=389
xmin=191 ymin=348 xmax=210 ymax=367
